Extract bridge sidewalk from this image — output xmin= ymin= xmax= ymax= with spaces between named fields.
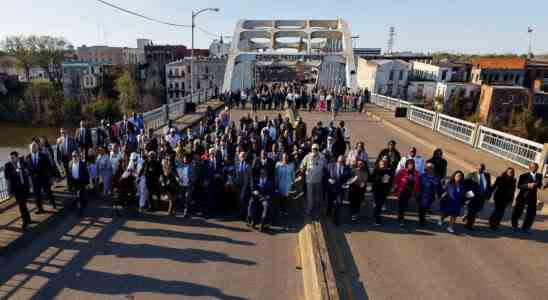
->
xmin=365 ymin=104 xmax=526 ymax=175
xmin=154 ymin=100 xmax=224 ymax=135
xmin=1 ymin=101 xmax=224 ymax=259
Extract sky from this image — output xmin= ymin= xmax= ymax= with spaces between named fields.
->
xmin=1 ymin=0 xmax=547 ymax=54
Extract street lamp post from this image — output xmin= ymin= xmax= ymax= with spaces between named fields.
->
xmin=191 ymin=7 xmax=220 ymax=102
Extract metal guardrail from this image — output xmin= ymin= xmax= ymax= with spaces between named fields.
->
xmin=370 ymin=93 xmax=547 ymax=169
xmin=477 ymin=126 xmax=544 ymax=168
xmin=0 ymin=164 xmax=8 ymax=202
xmin=436 ymin=113 xmax=477 ymax=145
xmin=408 ymin=105 xmax=436 ymax=129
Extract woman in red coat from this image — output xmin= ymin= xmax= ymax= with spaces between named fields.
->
xmin=393 ymin=159 xmax=421 ymax=229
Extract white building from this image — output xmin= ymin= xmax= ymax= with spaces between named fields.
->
xmin=357 ymin=58 xmax=409 ymax=98
xmin=410 ymin=61 xmax=454 ymax=82
xmin=209 ymin=38 xmax=230 ymax=58
xmin=166 ymin=57 xmax=226 ymax=103
xmin=407 ymin=81 xmax=437 ymax=101
xmin=436 ymin=82 xmax=480 ymax=108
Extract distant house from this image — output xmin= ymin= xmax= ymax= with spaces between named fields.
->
xmin=62 ymin=61 xmax=108 ymax=102
xmin=357 ymin=58 xmax=409 ymax=98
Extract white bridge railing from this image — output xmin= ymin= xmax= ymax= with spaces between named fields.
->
xmin=436 ymin=113 xmax=477 ymax=145
xmin=408 ymin=105 xmax=436 ymax=129
xmin=370 ymin=93 xmax=546 ymax=169
xmin=143 ymin=88 xmax=215 ymax=131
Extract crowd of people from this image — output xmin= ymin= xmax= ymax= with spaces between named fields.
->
xmin=3 ymin=86 xmax=546 ymax=236
xmin=220 ymin=82 xmax=371 ymax=117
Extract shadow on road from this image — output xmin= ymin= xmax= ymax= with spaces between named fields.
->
xmin=0 ymin=203 xmax=256 ymax=299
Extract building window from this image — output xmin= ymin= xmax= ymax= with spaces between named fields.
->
xmin=441 ymin=70 xmax=447 ymax=81
xmin=399 ymin=70 xmax=403 ymax=80
xmin=504 ymin=74 xmax=509 ymax=82
xmin=389 ymin=70 xmax=394 ymax=80
xmin=515 ymin=75 xmax=521 ymax=84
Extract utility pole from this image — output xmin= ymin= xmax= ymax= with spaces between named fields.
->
xmin=191 ymin=8 xmax=220 ymax=101
xmin=387 ymin=26 xmax=396 ymax=55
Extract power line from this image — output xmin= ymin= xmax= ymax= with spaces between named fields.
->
xmin=96 ymin=0 xmax=191 ymax=28
xmin=196 ymin=26 xmax=221 ymax=38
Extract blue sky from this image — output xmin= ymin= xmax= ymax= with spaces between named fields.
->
xmin=1 ymin=0 xmax=546 ymax=54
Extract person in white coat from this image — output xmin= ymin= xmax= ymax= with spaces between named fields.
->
xmin=396 ymin=147 xmax=425 ymax=175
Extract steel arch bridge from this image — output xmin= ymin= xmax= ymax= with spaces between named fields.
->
xmin=222 ymin=19 xmax=357 ymax=91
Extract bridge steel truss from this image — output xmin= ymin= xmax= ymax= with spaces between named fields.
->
xmin=223 ymin=19 xmax=358 ymax=92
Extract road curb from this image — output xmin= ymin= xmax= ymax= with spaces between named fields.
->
xmin=298 ymin=219 xmax=341 ymax=300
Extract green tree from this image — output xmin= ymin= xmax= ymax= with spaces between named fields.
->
xmin=504 ymin=109 xmax=535 ymax=139
xmin=82 ymin=96 xmax=122 ymax=123
xmin=115 ymin=70 xmax=139 ymax=115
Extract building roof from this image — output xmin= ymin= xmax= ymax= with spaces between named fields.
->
xmin=166 ymin=57 xmax=227 ymax=66
xmin=526 ymin=59 xmax=548 ymax=67
xmin=484 ymin=85 xmax=527 ymax=90
xmin=471 ymin=58 xmax=526 ymax=70
xmin=62 ymin=60 xmax=110 ymax=67
xmin=366 ymin=59 xmax=408 ymax=66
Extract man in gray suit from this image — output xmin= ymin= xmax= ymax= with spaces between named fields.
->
xmin=235 ymin=151 xmax=253 ymax=219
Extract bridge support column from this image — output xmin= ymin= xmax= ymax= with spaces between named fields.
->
xmin=163 ymin=104 xmax=169 ymax=127
xmin=539 ymin=144 xmax=548 ymax=175
xmin=471 ymin=124 xmax=483 ymax=149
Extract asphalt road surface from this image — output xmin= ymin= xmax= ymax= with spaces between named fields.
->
xmin=298 ymin=110 xmax=548 ymax=300
xmin=0 ymin=108 xmax=302 ymax=300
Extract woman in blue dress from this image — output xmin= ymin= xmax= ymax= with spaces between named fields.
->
xmin=439 ymin=170 xmax=466 ymax=233
xmin=418 ymin=163 xmax=443 ymax=227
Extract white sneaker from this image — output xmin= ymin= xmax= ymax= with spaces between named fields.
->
xmin=447 ymin=226 xmax=454 ymax=233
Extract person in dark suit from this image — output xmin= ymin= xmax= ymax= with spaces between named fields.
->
xmin=144 ymin=128 xmax=159 ymax=154
xmin=252 ymin=150 xmax=276 ymax=181
xmin=96 ymin=119 xmax=110 ymax=148
xmin=259 ymin=128 xmax=273 ymax=152
xmin=511 ymin=162 xmax=545 ymax=233
xmin=76 ymin=120 xmax=93 ymax=160
xmin=327 ymin=155 xmax=352 ymax=225
xmin=56 ymin=128 xmax=77 ymax=178
xmin=4 ymin=151 xmax=32 ymax=230
xmin=375 ymin=140 xmax=401 ymax=174
xmin=26 ymin=141 xmax=56 ymax=212
xmin=202 ymin=148 xmax=223 ymax=215
xmin=489 ymin=167 xmax=516 ymax=230
xmin=247 ymin=168 xmax=274 ymax=231
xmin=464 ymin=163 xmax=492 ymax=231
xmin=67 ymin=151 xmax=90 ymax=217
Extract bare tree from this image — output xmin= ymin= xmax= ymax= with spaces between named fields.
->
xmin=34 ymin=36 xmax=73 ymax=87
xmin=2 ymin=36 xmax=37 ymax=80
xmin=2 ymin=35 xmax=73 ymax=86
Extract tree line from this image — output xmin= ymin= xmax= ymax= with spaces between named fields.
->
xmin=1 ymin=35 xmax=149 ymax=126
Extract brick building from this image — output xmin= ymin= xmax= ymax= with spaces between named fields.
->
xmin=478 ymin=85 xmax=529 ymax=127
xmin=470 ymin=58 xmax=525 ymax=86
